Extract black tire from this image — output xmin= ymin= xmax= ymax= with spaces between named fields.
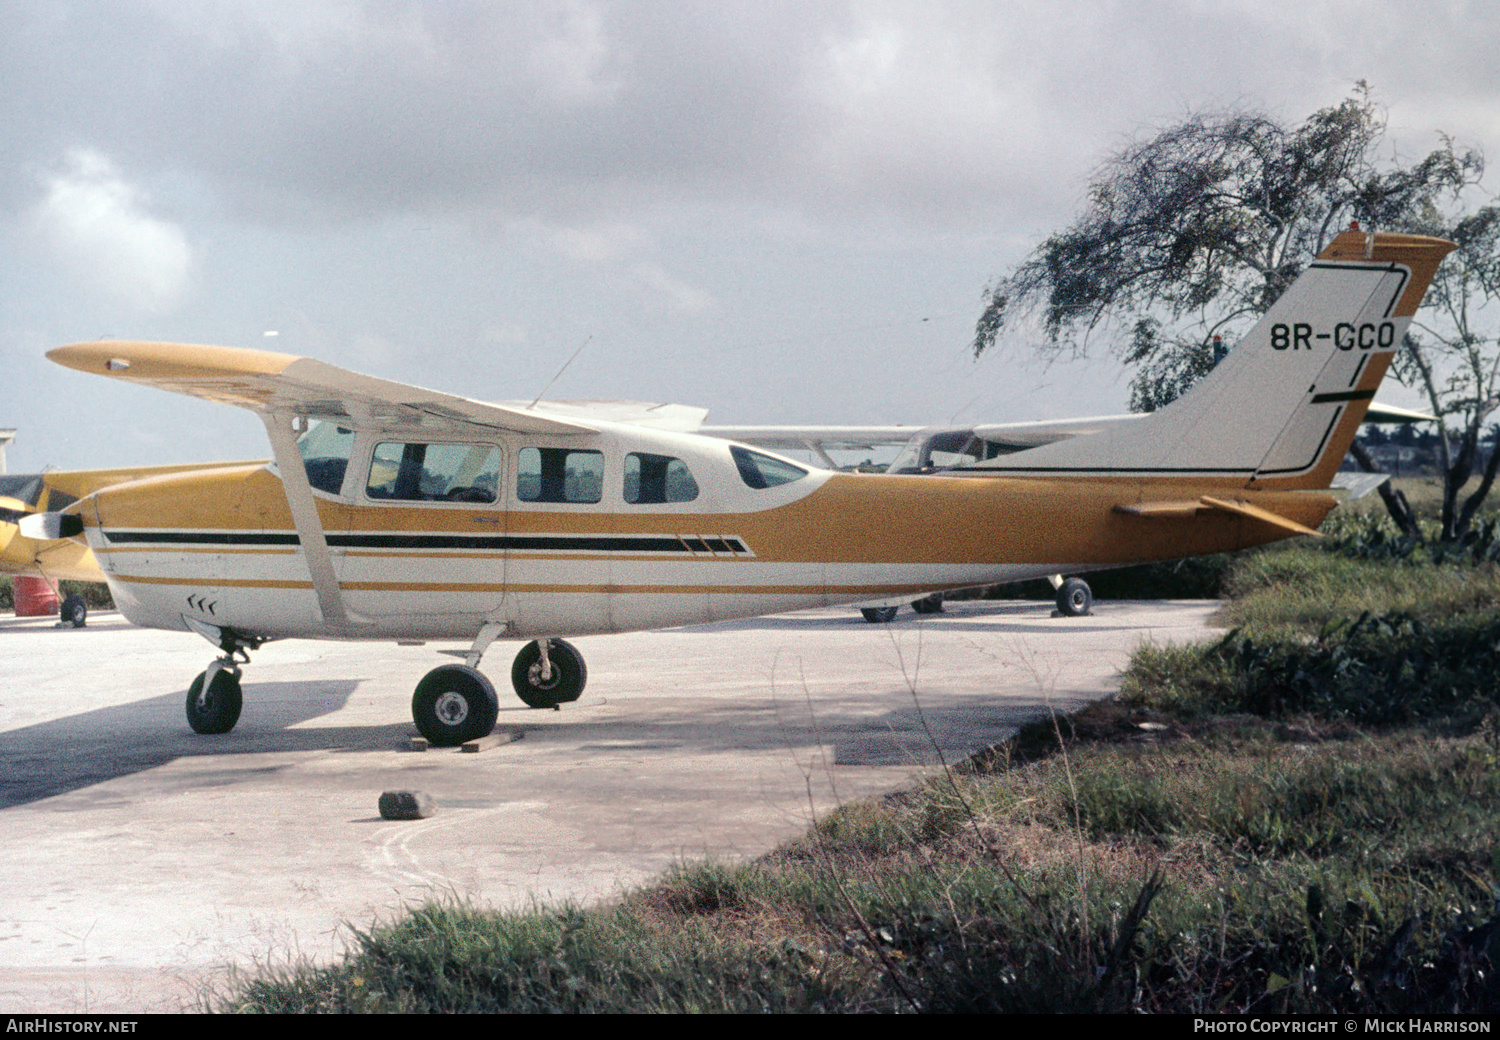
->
xmin=186 ymin=669 xmax=243 ymax=734
xmin=412 ymin=665 xmax=499 ymax=746
xmin=1056 ymin=577 xmax=1093 ymax=617
xmin=861 ymin=606 xmax=899 ymax=624
xmin=911 ymin=592 xmax=945 ymax=614
xmin=60 ymin=594 xmax=87 ymax=628
xmin=511 ymin=640 xmax=587 ymax=709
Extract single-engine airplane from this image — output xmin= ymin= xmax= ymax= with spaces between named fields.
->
xmin=25 ymin=228 xmax=1453 ymax=746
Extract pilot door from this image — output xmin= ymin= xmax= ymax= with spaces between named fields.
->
xmin=338 ymin=437 xmax=508 ymax=630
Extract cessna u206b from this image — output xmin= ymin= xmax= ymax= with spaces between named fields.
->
xmin=28 ymin=229 xmax=1453 ymax=746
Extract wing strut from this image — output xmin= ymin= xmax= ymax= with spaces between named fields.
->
xmin=262 ymin=412 xmax=359 ymax=628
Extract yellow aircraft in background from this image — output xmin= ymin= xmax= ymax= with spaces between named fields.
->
xmin=2 ymin=462 xmax=261 ymax=623
xmin=24 ymin=229 xmax=1453 ymax=745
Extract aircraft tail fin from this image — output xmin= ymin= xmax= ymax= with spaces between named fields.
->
xmin=975 ymin=229 xmax=1455 ymax=489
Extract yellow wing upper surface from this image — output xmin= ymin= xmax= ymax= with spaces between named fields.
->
xmin=48 ymin=341 xmax=599 ymax=437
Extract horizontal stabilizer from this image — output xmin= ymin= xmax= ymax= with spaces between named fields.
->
xmin=1112 ymin=500 xmax=1203 ymax=519
xmin=1114 ymin=496 xmax=1322 ymax=537
xmin=1199 ymin=496 xmax=1321 ymax=537
xmin=1331 ymin=472 xmax=1390 ymax=500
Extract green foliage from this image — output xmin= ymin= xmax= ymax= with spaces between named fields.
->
xmin=1125 ymin=319 xmax=1228 ymax=412
xmin=1125 ymin=523 xmax=1500 ymax=725
xmin=1180 ymin=612 xmax=1500 ymax=725
xmin=218 ymin=726 xmax=1500 ymax=1013
xmin=1395 ymin=203 xmax=1500 ymax=542
xmin=1221 ymin=549 xmax=1500 ymax=635
xmin=226 ymin=899 xmax=864 ymax=1013
xmin=1036 ymin=737 xmax=1500 ymax=858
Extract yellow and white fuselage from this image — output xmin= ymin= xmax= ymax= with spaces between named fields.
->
xmin=34 ymin=229 xmax=1458 ymax=744
xmin=78 ymin=437 xmax=1337 ymax=643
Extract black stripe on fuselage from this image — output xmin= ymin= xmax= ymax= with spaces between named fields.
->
xmin=103 ymin=530 xmax=299 ymax=545
xmin=101 ymin=529 xmax=752 ymax=555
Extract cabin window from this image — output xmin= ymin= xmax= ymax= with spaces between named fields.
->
xmin=729 ymin=445 xmax=807 ymax=490
xmin=624 ymin=453 xmax=699 ymax=504
xmin=366 ymin=442 xmax=500 ymax=502
xmin=517 ymin=447 xmax=603 ymax=504
xmin=298 ymin=421 xmax=356 ymax=495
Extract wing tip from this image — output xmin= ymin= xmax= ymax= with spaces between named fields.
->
xmin=48 ymin=341 xmax=301 ymax=381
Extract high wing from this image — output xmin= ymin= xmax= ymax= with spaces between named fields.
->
xmin=47 ymin=341 xmax=599 ymax=437
xmin=521 ymin=399 xmax=709 ymax=431
xmin=47 ymin=340 xmax=610 ymax=630
xmin=697 ymin=425 xmax=923 ymax=450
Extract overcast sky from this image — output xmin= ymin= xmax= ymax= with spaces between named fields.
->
xmin=4 ymin=0 xmax=1497 ymax=472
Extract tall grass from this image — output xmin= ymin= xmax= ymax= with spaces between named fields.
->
xmin=1222 ymin=545 xmax=1500 ymax=635
xmin=214 ymin=721 xmax=1500 ymax=1013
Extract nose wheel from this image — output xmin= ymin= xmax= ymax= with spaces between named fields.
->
xmin=183 ymin=626 xmax=262 ymax=735
xmin=187 ymin=664 xmax=244 ymax=734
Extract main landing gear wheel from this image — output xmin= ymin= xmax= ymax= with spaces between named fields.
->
xmin=512 ymin=639 xmax=587 ymax=709
xmin=412 ymin=665 xmax=500 ymax=746
xmin=861 ymin=606 xmax=899 ymax=624
xmin=186 ymin=668 xmax=244 ymax=734
xmin=60 ymin=594 xmax=87 ymax=628
xmin=911 ymin=592 xmax=945 ymax=615
xmin=1056 ymin=577 xmax=1093 ymax=617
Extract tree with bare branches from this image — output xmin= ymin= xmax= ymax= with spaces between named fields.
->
xmin=1393 ymin=206 xmax=1500 ymax=540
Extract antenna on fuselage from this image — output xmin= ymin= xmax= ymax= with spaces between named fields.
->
xmin=527 ymin=335 xmax=593 ymax=410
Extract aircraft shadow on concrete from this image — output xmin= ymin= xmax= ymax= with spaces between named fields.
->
xmin=0 ymin=678 xmax=1051 ymax=807
xmin=0 ymin=679 xmax=414 ymax=808
xmin=496 ymin=686 xmax=1053 ymax=769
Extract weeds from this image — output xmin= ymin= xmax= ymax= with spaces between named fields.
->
xmin=215 ymin=724 xmax=1500 ymax=1012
